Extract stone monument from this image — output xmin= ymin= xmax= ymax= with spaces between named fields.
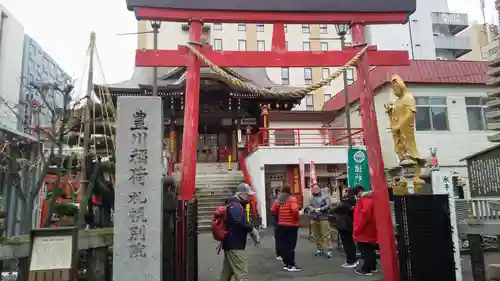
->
xmin=385 ymin=75 xmax=426 ymax=194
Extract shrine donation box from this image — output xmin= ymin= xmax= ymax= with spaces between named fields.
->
xmin=125 ymin=0 xmax=415 ymax=13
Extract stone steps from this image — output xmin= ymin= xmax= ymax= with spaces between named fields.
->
xmin=191 ymin=163 xmax=245 ymax=230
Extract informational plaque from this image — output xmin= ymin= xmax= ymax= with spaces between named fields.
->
xmin=29 ymin=227 xmax=78 ymax=281
xmin=114 ymin=96 xmax=163 ymax=281
xmin=432 ymin=171 xmax=462 ymax=281
xmin=126 ymin=0 xmax=416 ymax=14
xmin=30 ymin=236 xmax=73 ymax=270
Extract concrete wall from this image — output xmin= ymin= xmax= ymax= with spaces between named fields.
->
xmin=0 ymin=5 xmax=24 ymax=130
xmin=333 ymin=83 xmax=494 ymax=189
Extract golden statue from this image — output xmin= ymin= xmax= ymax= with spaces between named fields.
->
xmin=384 ymin=75 xmax=422 ymax=163
xmin=385 ymin=75 xmax=425 ymax=191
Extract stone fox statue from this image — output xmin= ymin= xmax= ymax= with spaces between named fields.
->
xmin=384 ymin=75 xmax=422 ymax=163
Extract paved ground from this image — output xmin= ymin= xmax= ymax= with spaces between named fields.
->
xmin=198 ymin=228 xmax=500 ymax=281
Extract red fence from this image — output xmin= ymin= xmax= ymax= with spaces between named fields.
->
xmin=249 ymin=127 xmax=363 ymax=149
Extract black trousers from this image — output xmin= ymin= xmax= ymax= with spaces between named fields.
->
xmin=338 ymin=230 xmax=357 ymax=264
xmin=277 ymin=225 xmax=299 ymax=267
xmin=357 ymin=242 xmax=377 ymax=272
xmin=274 ymin=225 xmax=282 ymax=257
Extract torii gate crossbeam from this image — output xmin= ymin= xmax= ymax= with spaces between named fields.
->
xmin=130 ymin=5 xmax=412 ymax=281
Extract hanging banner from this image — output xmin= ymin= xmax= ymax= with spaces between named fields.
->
xmin=347 ymin=147 xmax=371 ymax=190
xmin=309 ymin=160 xmax=317 ymax=188
xmin=299 ymin=158 xmax=306 ymax=190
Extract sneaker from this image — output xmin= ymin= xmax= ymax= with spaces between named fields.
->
xmin=276 ymin=256 xmax=282 ymax=260
xmin=355 ymin=269 xmax=373 ymax=276
xmin=325 ymin=251 xmax=333 ymax=258
xmin=371 ymin=269 xmax=379 ymax=273
xmin=341 ymin=262 xmax=358 ymax=269
xmin=285 ymin=266 xmax=303 ymax=272
xmin=314 ymin=249 xmax=324 ymax=256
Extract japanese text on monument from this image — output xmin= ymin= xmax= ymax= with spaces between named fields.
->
xmin=127 ymin=109 xmax=149 ymax=260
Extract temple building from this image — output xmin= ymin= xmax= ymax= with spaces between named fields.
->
xmin=95 ymin=66 xmax=301 ymax=165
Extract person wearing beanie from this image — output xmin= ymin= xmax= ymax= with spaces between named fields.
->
xmin=306 ymin=184 xmax=333 ymax=258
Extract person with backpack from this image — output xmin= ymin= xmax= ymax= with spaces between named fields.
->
xmin=352 ymin=185 xmax=378 ymax=276
xmin=306 ymin=185 xmax=333 ymax=258
xmin=271 ymin=184 xmax=302 ymax=272
xmin=332 ymin=186 xmax=358 ymax=268
xmin=212 ymin=183 xmax=260 ymax=281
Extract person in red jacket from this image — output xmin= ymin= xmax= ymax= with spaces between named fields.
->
xmin=352 ymin=185 xmax=378 ymax=276
xmin=271 ymin=184 xmax=302 ymax=272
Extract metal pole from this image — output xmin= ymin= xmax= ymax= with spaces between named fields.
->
xmin=78 ymin=31 xmax=95 ymax=227
xmin=152 ymin=21 xmax=160 ymax=96
xmin=340 ymin=35 xmax=352 ymax=147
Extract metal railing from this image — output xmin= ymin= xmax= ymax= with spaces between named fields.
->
xmin=250 ymin=127 xmax=364 ymax=149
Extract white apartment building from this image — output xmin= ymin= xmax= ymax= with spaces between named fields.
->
xmin=457 ymin=23 xmax=499 ymax=61
xmin=0 ymin=5 xmax=24 ymax=130
xmin=137 ymin=21 xmax=354 ymax=111
xmin=366 ymin=1 xmax=471 ymax=60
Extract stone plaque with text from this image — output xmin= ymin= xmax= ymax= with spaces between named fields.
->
xmin=113 ymin=96 xmax=163 ymax=281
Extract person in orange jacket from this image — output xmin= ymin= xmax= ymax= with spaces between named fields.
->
xmin=352 ymin=185 xmax=378 ymax=276
xmin=271 ymin=184 xmax=302 ymax=272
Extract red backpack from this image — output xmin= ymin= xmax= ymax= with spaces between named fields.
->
xmin=211 ymin=202 xmax=242 ymax=242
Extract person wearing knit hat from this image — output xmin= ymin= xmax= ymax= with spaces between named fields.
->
xmin=306 ymin=184 xmax=333 ymax=258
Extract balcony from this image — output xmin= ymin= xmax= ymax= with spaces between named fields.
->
xmin=434 ymin=36 xmax=472 ymax=58
xmin=431 ymin=12 xmax=469 ymax=35
xmin=244 ymin=127 xmax=364 ymax=165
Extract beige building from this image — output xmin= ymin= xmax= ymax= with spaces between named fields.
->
xmin=458 ymin=23 xmax=499 ymax=61
xmin=136 ymin=21 xmax=354 ymax=111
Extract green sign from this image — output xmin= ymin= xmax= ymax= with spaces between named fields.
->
xmin=347 ymin=147 xmax=371 ymax=191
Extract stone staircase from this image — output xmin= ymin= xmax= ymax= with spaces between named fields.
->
xmin=174 ymin=163 xmax=245 ymax=230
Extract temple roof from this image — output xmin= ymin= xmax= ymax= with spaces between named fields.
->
xmin=95 ymin=66 xmax=294 ymax=94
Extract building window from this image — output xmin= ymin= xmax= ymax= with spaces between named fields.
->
xmin=28 ymin=74 xmax=34 ymax=82
xmin=238 ymin=40 xmax=247 ymax=51
xmin=346 ymin=68 xmax=354 ymax=84
xmin=304 ymin=68 xmax=312 ymax=85
xmin=256 ymin=24 xmax=265 ymax=32
xmin=238 ymin=24 xmax=246 ymax=31
xmin=281 ymin=68 xmax=289 ymax=85
xmin=28 ymin=59 xmax=35 ymax=72
xmin=415 ymin=97 xmax=449 ymax=131
xmin=466 ymin=97 xmax=490 ymax=131
xmin=322 ymin=68 xmax=330 ymax=79
xmin=213 ymin=23 xmax=222 ymax=30
xmin=320 ymin=42 xmax=328 ymax=51
xmin=302 ymin=24 xmax=310 ymax=33
xmin=305 ymin=94 xmax=314 ymax=110
xmin=30 ymin=44 xmax=36 ymax=56
xmin=284 ymin=24 xmax=288 ymax=33
xmin=320 ymin=24 xmax=328 ymax=34
xmin=43 ymin=57 xmax=49 ymax=69
xmin=324 ymin=93 xmax=331 ymax=102
xmin=214 ymin=39 xmax=223 ymax=51
xmin=303 ymin=41 xmax=311 ymax=51
xmin=257 ymin=40 xmax=265 ymax=51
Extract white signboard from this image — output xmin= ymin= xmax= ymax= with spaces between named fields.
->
xmin=30 ymin=236 xmax=73 ymax=270
xmin=113 ymin=96 xmax=163 ymax=281
xmin=432 ymin=171 xmax=462 ymax=281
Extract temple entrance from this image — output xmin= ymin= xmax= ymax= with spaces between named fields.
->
xmin=197 ymin=119 xmax=232 ymax=162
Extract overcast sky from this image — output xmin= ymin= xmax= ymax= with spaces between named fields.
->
xmin=0 ymin=0 xmax=497 ymax=86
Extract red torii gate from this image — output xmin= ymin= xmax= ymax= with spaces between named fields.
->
xmin=128 ymin=2 xmax=413 ymax=281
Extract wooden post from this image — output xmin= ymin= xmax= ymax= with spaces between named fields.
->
xmin=78 ymin=32 xmax=96 ymax=227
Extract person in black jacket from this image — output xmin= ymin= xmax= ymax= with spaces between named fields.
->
xmin=332 ymin=186 xmax=358 ymax=268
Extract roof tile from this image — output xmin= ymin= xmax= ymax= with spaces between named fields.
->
xmin=323 ymin=60 xmax=489 ymax=111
